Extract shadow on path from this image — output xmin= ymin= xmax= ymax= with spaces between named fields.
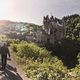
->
xmin=0 ymin=64 xmax=23 ymax=80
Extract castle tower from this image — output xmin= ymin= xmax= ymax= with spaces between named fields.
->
xmin=42 ymin=15 xmax=65 ymax=44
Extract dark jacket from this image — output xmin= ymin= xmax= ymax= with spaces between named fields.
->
xmin=0 ymin=46 xmax=10 ymax=57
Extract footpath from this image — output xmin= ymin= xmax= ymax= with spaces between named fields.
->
xmin=0 ymin=52 xmax=30 ymax=80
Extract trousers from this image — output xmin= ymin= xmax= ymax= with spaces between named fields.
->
xmin=1 ymin=55 xmax=7 ymax=69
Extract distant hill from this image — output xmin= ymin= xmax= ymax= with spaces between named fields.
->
xmin=0 ymin=20 xmax=42 ymax=34
xmin=0 ymin=20 xmax=13 ymax=26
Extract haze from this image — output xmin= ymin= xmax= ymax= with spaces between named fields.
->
xmin=0 ymin=0 xmax=80 ymax=25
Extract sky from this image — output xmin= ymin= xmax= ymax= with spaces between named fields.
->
xmin=0 ymin=0 xmax=80 ymax=25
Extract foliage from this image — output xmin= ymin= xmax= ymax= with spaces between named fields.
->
xmin=10 ymin=41 xmax=80 ymax=80
xmin=50 ymin=38 xmax=80 ymax=68
xmin=62 ymin=14 xmax=80 ymax=39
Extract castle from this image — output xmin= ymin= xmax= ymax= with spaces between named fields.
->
xmin=36 ymin=15 xmax=65 ymax=45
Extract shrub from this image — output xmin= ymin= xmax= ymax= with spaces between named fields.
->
xmin=10 ymin=41 xmax=80 ymax=80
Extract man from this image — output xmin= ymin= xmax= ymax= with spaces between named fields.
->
xmin=0 ymin=43 xmax=10 ymax=69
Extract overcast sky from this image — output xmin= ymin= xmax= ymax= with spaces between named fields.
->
xmin=0 ymin=0 xmax=80 ymax=25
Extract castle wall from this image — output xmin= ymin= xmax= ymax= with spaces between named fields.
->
xmin=42 ymin=15 xmax=65 ymax=44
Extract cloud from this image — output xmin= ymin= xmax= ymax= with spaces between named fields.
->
xmin=0 ymin=0 xmax=80 ymax=24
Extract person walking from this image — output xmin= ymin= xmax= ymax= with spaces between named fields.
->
xmin=0 ymin=43 xmax=11 ymax=69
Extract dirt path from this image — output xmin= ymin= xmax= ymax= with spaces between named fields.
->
xmin=0 ymin=53 xmax=30 ymax=80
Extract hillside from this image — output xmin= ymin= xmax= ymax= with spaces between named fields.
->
xmin=0 ymin=20 xmax=13 ymax=26
xmin=0 ymin=14 xmax=80 ymax=80
xmin=0 ymin=20 xmax=41 ymax=34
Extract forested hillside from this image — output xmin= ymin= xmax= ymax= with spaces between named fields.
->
xmin=0 ymin=14 xmax=80 ymax=80
xmin=0 ymin=20 xmax=42 ymax=40
xmin=0 ymin=20 xmax=41 ymax=33
xmin=10 ymin=14 xmax=80 ymax=80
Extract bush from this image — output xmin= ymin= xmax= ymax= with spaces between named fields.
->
xmin=11 ymin=42 xmax=52 ymax=61
xmin=10 ymin=41 xmax=80 ymax=80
